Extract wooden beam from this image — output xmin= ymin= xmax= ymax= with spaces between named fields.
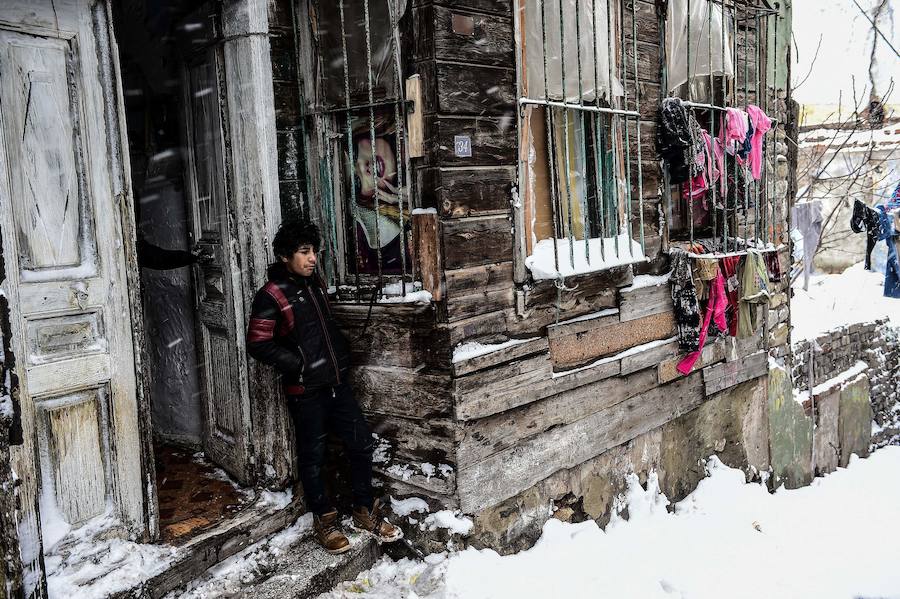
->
xmin=413 ymin=211 xmax=443 ymax=301
xmin=618 ymin=282 xmax=673 ymax=322
xmin=452 ymin=336 xmax=549 ymax=377
xmin=350 ymin=365 xmax=452 ymax=420
xmin=442 ymin=216 xmax=513 ymax=269
xmin=548 ymin=310 xmax=676 ymax=370
xmin=405 ymin=75 xmax=424 ymax=158
xmin=454 ymin=353 xmax=554 ymax=420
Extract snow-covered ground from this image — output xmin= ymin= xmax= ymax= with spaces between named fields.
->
xmin=791 ymin=262 xmax=900 ymax=341
xmin=320 ymin=447 xmax=900 ymax=599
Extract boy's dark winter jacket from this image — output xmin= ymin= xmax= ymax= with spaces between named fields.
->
xmin=246 ymin=263 xmax=351 ymax=395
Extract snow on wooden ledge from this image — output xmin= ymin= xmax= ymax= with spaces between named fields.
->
xmin=452 ymin=337 xmax=538 ymax=363
xmin=525 ymin=234 xmax=647 ymax=280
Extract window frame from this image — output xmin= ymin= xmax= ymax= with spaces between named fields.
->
xmin=513 ymin=0 xmax=649 ymax=284
xmin=661 ymin=0 xmax=780 ymax=251
xmin=293 ymin=0 xmax=417 ymax=300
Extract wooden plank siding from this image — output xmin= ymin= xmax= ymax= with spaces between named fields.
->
xmin=457 ymin=372 xmax=707 ymax=513
xmin=267 ymin=0 xmax=785 ymax=525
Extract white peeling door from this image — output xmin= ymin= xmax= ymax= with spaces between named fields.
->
xmin=0 ymin=0 xmax=145 ymax=592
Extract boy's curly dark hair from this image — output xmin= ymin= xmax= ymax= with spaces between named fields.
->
xmin=272 ymin=219 xmax=321 ymax=259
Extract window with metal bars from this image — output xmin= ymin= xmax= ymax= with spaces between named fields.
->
xmin=663 ymin=0 xmax=781 ymax=251
xmin=296 ymin=0 xmax=416 ymax=299
xmin=516 ymin=0 xmax=648 ymax=281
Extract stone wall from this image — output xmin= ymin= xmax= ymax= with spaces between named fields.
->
xmin=792 ymin=319 xmax=900 ymax=428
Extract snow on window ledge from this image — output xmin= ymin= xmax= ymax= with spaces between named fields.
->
xmin=525 ymin=234 xmax=647 ymax=281
xmin=332 ymin=281 xmax=434 ymax=305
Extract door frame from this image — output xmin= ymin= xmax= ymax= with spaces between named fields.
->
xmin=101 ymin=0 xmax=291 ymax=544
xmin=120 ymin=0 xmax=290 ymax=540
xmin=215 ymin=0 xmax=291 ymax=488
xmin=100 ymin=0 xmax=160 ymax=543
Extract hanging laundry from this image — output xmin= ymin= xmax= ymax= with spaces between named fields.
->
xmin=746 ymin=105 xmax=772 ymax=180
xmin=721 ymin=108 xmax=749 ymax=157
xmin=657 ymin=98 xmax=703 ymax=184
xmin=877 ymin=207 xmax=900 ymax=298
xmin=670 ymin=249 xmax=703 ymax=352
xmin=719 ymin=254 xmax=742 ymax=336
xmin=691 ymin=257 xmax=720 ymax=301
xmin=738 ymin=250 xmax=770 ymax=337
xmin=850 ymin=199 xmax=881 ymax=271
xmin=677 ymin=270 xmax=728 ymax=375
xmin=791 ymin=201 xmax=823 ymax=291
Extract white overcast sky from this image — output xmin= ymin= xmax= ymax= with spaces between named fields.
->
xmin=792 ymin=0 xmax=898 ymax=108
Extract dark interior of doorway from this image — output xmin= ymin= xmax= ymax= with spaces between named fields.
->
xmin=112 ymin=0 xmax=256 ymax=543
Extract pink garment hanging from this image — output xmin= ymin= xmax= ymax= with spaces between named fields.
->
xmin=746 ymin=104 xmax=772 ymax=180
xmin=720 ymin=108 xmax=748 ymax=155
xmin=676 ymin=271 xmax=728 ymax=375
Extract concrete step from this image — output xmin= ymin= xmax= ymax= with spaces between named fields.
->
xmin=234 ymin=533 xmax=379 ymax=599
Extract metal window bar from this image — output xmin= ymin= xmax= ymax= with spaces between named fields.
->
xmin=298 ymin=0 xmax=415 ymax=302
xmin=664 ymin=0 xmax=778 ymax=255
xmin=518 ymin=0 xmax=647 ymax=281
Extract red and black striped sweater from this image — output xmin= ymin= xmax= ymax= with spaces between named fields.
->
xmin=246 ymin=263 xmax=351 ymax=395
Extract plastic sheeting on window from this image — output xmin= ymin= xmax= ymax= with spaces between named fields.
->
xmin=665 ymin=0 xmax=734 ymax=94
xmin=313 ymin=0 xmax=407 ymax=107
xmin=523 ymin=0 xmax=623 ymax=103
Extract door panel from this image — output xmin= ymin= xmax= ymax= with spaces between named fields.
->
xmin=181 ymin=45 xmax=253 ymax=485
xmin=0 ymin=1 xmax=145 ymax=594
xmin=41 ymin=390 xmax=109 ymax=523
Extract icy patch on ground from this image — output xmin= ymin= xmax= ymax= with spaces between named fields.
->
xmin=45 ymin=513 xmax=179 ymax=599
xmin=323 ymin=447 xmax=900 ymax=599
xmin=792 ymin=262 xmax=899 ymax=342
xmin=170 ymin=514 xmax=313 ymax=599
xmin=371 ymin=433 xmax=392 ymax=464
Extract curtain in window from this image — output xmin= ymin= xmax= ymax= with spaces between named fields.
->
xmin=523 ymin=0 xmax=622 ymax=103
xmin=665 ymin=0 xmax=734 ymax=94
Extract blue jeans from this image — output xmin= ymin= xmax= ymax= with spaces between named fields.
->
xmin=287 ymin=382 xmax=375 ymax=515
xmin=879 ymin=209 xmax=900 ymax=298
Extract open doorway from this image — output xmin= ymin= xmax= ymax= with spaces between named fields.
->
xmin=112 ymin=0 xmax=258 ymax=544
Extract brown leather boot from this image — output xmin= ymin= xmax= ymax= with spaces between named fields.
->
xmin=313 ymin=510 xmax=351 ymax=555
xmin=351 ymin=499 xmax=403 ymax=543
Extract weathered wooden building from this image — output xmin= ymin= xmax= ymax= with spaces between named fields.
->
xmin=0 ymin=0 xmax=797 ymax=595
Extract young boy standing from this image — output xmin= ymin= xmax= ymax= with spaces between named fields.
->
xmin=246 ymin=220 xmax=401 ymax=553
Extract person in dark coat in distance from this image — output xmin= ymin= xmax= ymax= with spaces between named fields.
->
xmin=245 ymin=220 xmax=402 ymax=554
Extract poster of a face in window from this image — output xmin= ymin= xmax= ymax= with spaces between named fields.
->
xmin=346 ymin=110 xmax=411 ymax=275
